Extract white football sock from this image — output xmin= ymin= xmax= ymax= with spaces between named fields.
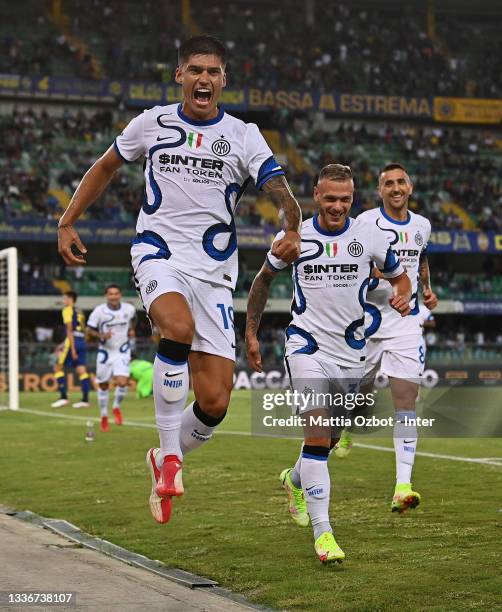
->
xmin=113 ymin=385 xmax=127 ymax=408
xmin=154 ymin=354 xmax=189 ymax=465
xmin=97 ymin=388 xmax=109 ymax=417
xmin=394 ymin=410 xmax=418 ymax=485
xmin=290 ymin=445 xmax=303 ymax=489
xmin=300 ymin=451 xmax=332 ymax=540
xmin=179 ymin=401 xmax=224 ymax=455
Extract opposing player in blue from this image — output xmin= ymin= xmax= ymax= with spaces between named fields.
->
xmin=246 ymin=164 xmax=412 ymax=563
xmin=57 ymin=35 xmax=301 ymax=524
xmin=51 ymin=291 xmax=91 ymax=409
xmin=336 ymin=163 xmax=438 ymax=514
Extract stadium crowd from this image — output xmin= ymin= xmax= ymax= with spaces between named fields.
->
xmin=291 ymin=119 xmax=502 ymax=230
xmin=0 ymin=107 xmax=143 ymax=223
xmin=1 ymin=107 xmax=499 ymax=232
xmin=2 ymin=1 xmax=501 ymax=98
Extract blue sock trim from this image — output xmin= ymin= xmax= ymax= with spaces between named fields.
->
xmin=302 ymin=452 xmax=328 ymax=461
xmin=155 ymin=353 xmax=187 ymax=366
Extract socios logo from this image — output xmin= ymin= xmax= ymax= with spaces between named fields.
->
xmin=212 ymin=139 xmax=231 ymax=156
xmin=348 ymin=240 xmax=364 ymax=257
xmin=145 ymin=280 xmax=158 ymax=294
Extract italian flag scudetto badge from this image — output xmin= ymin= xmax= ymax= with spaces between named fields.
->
xmin=325 ymin=242 xmax=337 ymax=257
xmin=187 ymin=132 xmax=203 ymax=148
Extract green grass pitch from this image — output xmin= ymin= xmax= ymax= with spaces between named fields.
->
xmin=1 ymin=391 xmax=501 ymax=611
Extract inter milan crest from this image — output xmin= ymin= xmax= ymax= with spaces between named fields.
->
xmin=146 ymin=280 xmax=158 ymax=294
xmin=348 ymin=240 xmax=364 ymax=257
xmin=212 ymin=138 xmax=231 ymax=156
xmin=414 ymin=231 xmax=423 ymax=247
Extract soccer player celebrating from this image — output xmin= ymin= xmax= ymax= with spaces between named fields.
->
xmin=51 ymin=291 xmax=91 ymax=409
xmin=86 ymin=285 xmax=136 ymax=432
xmin=245 ymin=164 xmax=411 ymax=563
xmin=338 ymin=164 xmax=438 ymax=514
xmin=57 ymin=35 xmax=301 ymax=524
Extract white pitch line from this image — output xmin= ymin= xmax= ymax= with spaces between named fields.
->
xmin=353 ymin=442 xmax=502 ymax=467
xmin=13 ymin=408 xmax=502 ymax=467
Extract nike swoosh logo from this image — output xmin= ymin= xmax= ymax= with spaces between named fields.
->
xmin=157 ymin=136 xmax=175 ymax=141
xmin=305 ymin=485 xmax=320 ymax=491
xmin=164 ymin=372 xmax=179 ymax=378
xmin=231 ymin=343 xmax=236 ymax=348
xmin=404 ymin=440 xmax=416 ymax=444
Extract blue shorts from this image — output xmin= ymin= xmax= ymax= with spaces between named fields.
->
xmin=58 ymin=337 xmax=87 ymax=368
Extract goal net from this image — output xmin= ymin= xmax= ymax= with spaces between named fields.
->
xmin=0 ymin=248 xmax=18 ymax=410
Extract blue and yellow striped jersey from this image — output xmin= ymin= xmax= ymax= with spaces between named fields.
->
xmin=62 ymin=305 xmax=86 ymax=338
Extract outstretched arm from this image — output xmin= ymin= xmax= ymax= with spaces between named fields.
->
xmin=245 ymin=263 xmax=278 ymax=372
xmin=262 ymin=176 xmax=302 ymax=264
xmin=58 ymin=146 xmax=124 ymax=265
xmin=418 ymin=253 xmax=438 ymax=310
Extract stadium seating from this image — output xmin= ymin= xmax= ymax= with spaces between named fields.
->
xmin=2 ymin=2 xmax=500 ymax=98
xmin=289 ymin=120 xmax=502 ymax=229
xmin=69 ymin=267 xmax=136 ymax=297
xmin=0 ymin=108 xmax=143 ymax=223
xmin=0 ymin=1 xmax=99 ymax=78
xmin=1 ymin=107 xmax=500 ymax=231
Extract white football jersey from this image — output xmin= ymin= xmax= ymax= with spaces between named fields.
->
xmin=358 ymin=207 xmax=431 ymax=339
xmin=267 ymin=214 xmax=404 ymax=367
xmin=115 ymin=103 xmax=284 ymax=290
xmin=87 ymin=302 xmax=136 ymax=352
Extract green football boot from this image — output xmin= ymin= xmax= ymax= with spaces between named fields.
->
xmin=314 ymin=532 xmax=345 ymax=564
xmin=334 ymin=429 xmax=353 ymax=459
xmin=391 ymin=483 xmax=421 ymax=514
xmin=279 ymin=468 xmax=309 ymax=527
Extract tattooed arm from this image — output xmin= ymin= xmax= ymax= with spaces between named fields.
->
xmin=419 ymin=253 xmax=438 ymax=310
xmin=245 ymin=263 xmax=278 ymax=372
xmin=262 ymin=175 xmax=302 ymax=264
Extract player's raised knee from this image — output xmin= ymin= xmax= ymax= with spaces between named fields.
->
xmin=158 ymin=319 xmax=195 ymax=344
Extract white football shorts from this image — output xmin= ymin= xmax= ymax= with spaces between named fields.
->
xmin=132 ymin=257 xmax=235 ymax=362
xmin=95 ymin=348 xmax=131 ymax=383
xmin=362 ymin=334 xmax=425 ymax=385
xmin=284 ymin=352 xmax=365 ymax=416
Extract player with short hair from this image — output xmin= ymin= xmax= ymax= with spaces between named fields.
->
xmin=246 ymin=164 xmax=412 ymax=563
xmin=51 ymin=291 xmax=91 ymax=409
xmin=57 ymin=35 xmax=301 ymax=524
xmin=86 ymin=284 xmax=136 ymax=432
xmin=336 ymin=163 xmax=438 ymax=514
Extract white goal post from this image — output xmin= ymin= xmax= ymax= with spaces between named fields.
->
xmin=0 ymin=247 xmax=19 ymax=410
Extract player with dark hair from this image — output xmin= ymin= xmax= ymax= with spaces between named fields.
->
xmin=336 ymin=163 xmax=438 ymax=514
xmin=86 ymin=285 xmax=136 ymax=432
xmin=57 ymin=35 xmax=301 ymax=524
xmin=51 ymin=291 xmax=91 ymax=409
xmin=246 ymin=164 xmax=411 ymax=563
